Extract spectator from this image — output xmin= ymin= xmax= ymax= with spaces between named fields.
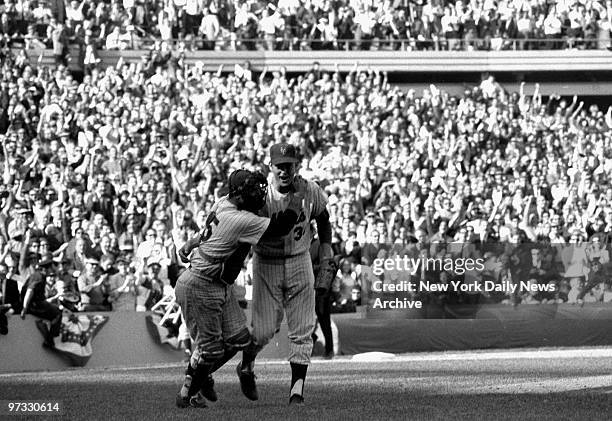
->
xmin=24 ymin=24 xmax=46 ymax=49
xmin=136 ymin=257 xmax=164 ymax=311
xmin=199 ymin=7 xmax=220 ymax=50
xmin=543 ymin=9 xmax=562 ymax=49
xmin=577 ymin=259 xmax=610 ymax=303
xmin=51 ymin=22 xmax=69 ymax=65
xmin=354 ymin=5 xmax=376 ymax=50
xmin=568 ymin=3 xmax=585 ymax=48
xmin=32 ymin=1 xmax=53 ymax=23
xmin=77 ymin=257 xmax=111 ymax=311
xmin=4 ymin=0 xmax=612 ymax=51
xmin=158 ymin=12 xmax=173 ymax=42
xmin=50 ymin=255 xmax=81 ymax=312
xmin=516 ymin=10 xmax=532 ymax=50
xmin=105 ymin=26 xmax=122 ymax=50
xmin=259 ymin=7 xmax=281 ymax=50
xmin=66 ymin=1 xmax=86 ymax=25
xmin=0 ymin=257 xmax=22 ymax=334
xmin=107 ymin=256 xmax=137 ymax=311
xmin=184 ymin=0 xmax=204 ymax=37
xmin=0 ymin=44 xmax=611 ymax=316
xmin=331 ymin=258 xmax=360 ymax=313
xmin=66 ymin=236 xmax=90 ymax=273
xmin=20 ymin=254 xmax=62 ymax=346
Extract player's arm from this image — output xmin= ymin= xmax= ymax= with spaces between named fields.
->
xmin=178 ymin=237 xmax=200 ymax=263
xmin=315 ymin=208 xmax=333 ymax=261
xmin=178 ymin=206 xmax=220 ymax=263
xmin=20 ymin=277 xmax=36 ymax=319
xmin=261 ymin=191 xmax=305 ymax=238
xmin=310 ymin=180 xmax=333 ymax=260
xmin=220 ymin=243 xmax=251 ymax=284
xmin=263 ymin=208 xmax=299 ymax=237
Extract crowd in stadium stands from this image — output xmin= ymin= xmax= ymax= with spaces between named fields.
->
xmin=0 ymin=0 xmax=611 ymax=52
xmin=0 ymin=41 xmax=611 ymax=338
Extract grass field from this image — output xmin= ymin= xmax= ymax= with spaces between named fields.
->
xmin=1 ymin=349 xmax=611 ymax=420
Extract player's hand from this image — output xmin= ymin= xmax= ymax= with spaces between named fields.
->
xmin=288 ymin=176 xmax=306 ymax=212
xmin=293 ymin=175 xmax=308 ymax=196
xmin=288 ymin=189 xmax=304 ymax=210
xmin=178 ymin=246 xmax=191 ymax=263
xmin=319 ymin=243 xmax=333 ymax=262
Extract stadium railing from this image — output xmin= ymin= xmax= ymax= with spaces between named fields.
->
xmin=6 ymin=33 xmax=611 ymax=52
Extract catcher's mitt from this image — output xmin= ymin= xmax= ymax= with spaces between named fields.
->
xmin=314 ymin=258 xmax=337 ymax=293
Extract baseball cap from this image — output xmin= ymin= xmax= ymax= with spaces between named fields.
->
xmin=270 ymin=143 xmax=299 ymax=165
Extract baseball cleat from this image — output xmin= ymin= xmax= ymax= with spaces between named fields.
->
xmin=175 ymin=393 xmax=190 ymax=408
xmin=289 ymin=394 xmax=304 ymax=405
xmin=189 ymin=391 xmax=208 ymax=408
xmin=201 ymin=375 xmax=218 ymax=402
xmin=176 ymin=391 xmax=208 ymax=408
xmin=236 ymin=362 xmax=259 ymax=401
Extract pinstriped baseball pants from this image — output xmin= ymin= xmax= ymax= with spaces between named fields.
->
xmin=174 ymin=268 xmax=246 ymax=362
xmin=251 ymin=252 xmax=316 ymax=365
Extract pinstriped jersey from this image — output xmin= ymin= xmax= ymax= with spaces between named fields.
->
xmin=255 ymin=179 xmax=328 ymax=257
xmin=190 ymin=196 xmax=270 ymax=279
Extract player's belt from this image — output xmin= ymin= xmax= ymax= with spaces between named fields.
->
xmin=189 ymin=267 xmax=235 ymax=286
xmin=255 ymin=251 xmax=308 ymax=260
xmin=197 ymin=249 xmax=226 ymax=264
xmin=188 ymin=266 xmax=218 ymax=282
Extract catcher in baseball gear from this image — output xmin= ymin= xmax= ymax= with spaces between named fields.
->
xmin=178 ymin=169 xmax=301 ymax=266
xmin=229 ymin=169 xmax=268 ymax=213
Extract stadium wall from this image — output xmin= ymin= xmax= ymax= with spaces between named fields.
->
xmin=0 ymin=312 xmax=289 ymax=374
xmin=1 ymin=305 xmax=612 ymax=373
xmin=337 ymin=304 xmax=612 ymax=354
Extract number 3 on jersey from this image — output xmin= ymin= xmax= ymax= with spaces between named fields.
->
xmin=293 ymin=211 xmax=307 ymax=241
xmin=200 ymin=212 xmax=219 ymax=242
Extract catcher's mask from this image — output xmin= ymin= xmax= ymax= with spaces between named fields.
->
xmin=229 ymin=169 xmax=268 ymax=212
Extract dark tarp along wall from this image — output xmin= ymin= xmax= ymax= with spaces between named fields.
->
xmin=336 ymin=304 xmax=612 ymax=354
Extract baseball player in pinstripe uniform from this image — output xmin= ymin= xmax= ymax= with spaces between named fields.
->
xmin=174 ymin=169 xmax=304 ymax=409
xmin=238 ymin=143 xmax=333 ymax=406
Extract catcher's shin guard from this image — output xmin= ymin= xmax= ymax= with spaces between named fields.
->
xmin=209 ymin=348 xmax=238 ymax=375
xmin=187 ymin=342 xmax=224 ymax=396
xmin=226 ymin=328 xmax=252 ymax=350
xmin=210 ymin=328 xmax=251 ymax=374
xmin=180 ymin=364 xmax=196 ymax=398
